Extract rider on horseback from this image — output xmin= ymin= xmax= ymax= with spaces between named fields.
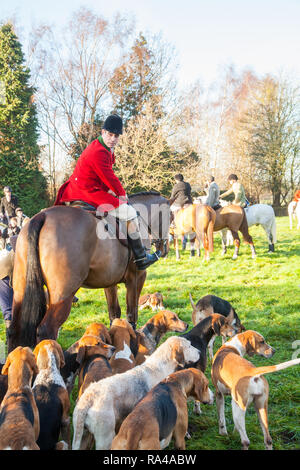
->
xmin=204 ymin=176 xmax=221 ymax=210
xmin=54 ymin=114 xmax=161 ymax=271
xmin=219 ymin=174 xmax=249 ymax=208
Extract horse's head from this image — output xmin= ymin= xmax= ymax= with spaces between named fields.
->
xmin=129 ymin=191 xmax=170 ymax=258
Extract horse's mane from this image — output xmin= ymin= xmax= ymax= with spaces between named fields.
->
xmin=128 ymin=190 xmax=161 ymax=198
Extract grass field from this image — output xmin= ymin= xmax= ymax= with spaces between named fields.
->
xmin=1 ymin=216 xmax=299 ymax=450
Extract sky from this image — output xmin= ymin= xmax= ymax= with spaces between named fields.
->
xmin=1 ymin=0 xmax=300 ymax=89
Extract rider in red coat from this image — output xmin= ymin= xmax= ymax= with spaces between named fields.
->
xmin=293 ymin=189 xmax=300 ymax=202
xmin=55 ymin=114 xmax=160 ymax=271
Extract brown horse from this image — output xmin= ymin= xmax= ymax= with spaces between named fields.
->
xmin=174 ymin=204 xmax=256 ymax=260
xmin=8 ymin=192 xmax=170 ymax=352
xmin=169 ymin=204 xmax=216 ymax=261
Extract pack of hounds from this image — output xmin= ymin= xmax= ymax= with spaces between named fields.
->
xmin=0 ymin=292 xmax=299 ymax=451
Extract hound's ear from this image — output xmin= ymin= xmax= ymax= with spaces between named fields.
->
xmin=240 ymin=323 xmax=246 ymax=331
xmin=212 ymin=317 xmax=222 ymax=336
xmin=1 ymin=355 xmax=11 ymax=375
xmin=26 ymin=349 xmax=39 ymax=376
xmin=192 ymin=370 xmax=205 ymax=401
xmin=56 ymin=343 xmax=66 ymax=369
xmin=33 ymin=342 xmax=42 ymax=359
xmin=76 ymin=346 xmax=87 ymax=365
xmin=109 ymin=327 xmax=117 ymax=343
xmin=172 ymin=346 xmax=185 ymax=368
xmin=103 ymin=329 xmax=112 ymax=345
xmin=246 ymin=335 xmax=256 ymax=357
xmin=127 ymin=323 xmax=136 ymax=340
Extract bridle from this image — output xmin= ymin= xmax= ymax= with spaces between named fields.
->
xmin=135 ymin=209 xmax=169 ymax=257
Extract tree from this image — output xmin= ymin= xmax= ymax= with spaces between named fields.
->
xmin=109 ymin=32 xmax=176 ymax=124
xmin=32 ymin=8 xmax=134 ymax=157
xmin=0 ymin=23 xmax=48 ymax=216
xmin=242 ymin=77 xmax=299 ymax=205
xmin=115 ymin=103 xmax=182 ymax=195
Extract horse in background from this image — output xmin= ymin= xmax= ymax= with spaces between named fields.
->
xmin=221 ymin=203 xmax=277 ymax=253
xmin=8 ymin=192 xmax=170 ymax=352
xmin=288 ymin=201 xmax=299 ymax=229
xmin=174 ymin=200 xmax=256 ymax=260
xmin=169 ymin=204 xmax=215 ymax=261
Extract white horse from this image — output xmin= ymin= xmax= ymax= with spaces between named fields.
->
xmin=221 ymin=204 xmax=277 ymax=253
xmin=288 ymin=201 xmax=298 ymax=229
xmin=294 ymin=202 xmax=300 ymax=229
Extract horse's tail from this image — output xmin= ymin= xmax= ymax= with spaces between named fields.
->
xmin=208 ymin=211 xmax=215 ymax=252
xmin=19 ymin=211 xmax=47 ymax=348
xmin=240 ymin=209 xmax=253 ymax=244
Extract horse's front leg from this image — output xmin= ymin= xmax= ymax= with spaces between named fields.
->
xmin=174 ymin=236 xmax=180 ymax=260
xmin=125 ymin=268 xmax=147 ymax=328
xmin=104 ymin=286 xmax=121 ymax=325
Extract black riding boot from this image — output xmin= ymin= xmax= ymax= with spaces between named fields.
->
xmin=128 ymin=234 xmax=161 ymax=270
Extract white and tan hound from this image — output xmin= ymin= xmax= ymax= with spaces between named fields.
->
xmin=0 ymin=346 xmax=40 ymax=450
xmin=211 ymin=330 xmax=300 ymax=450
xmin=138 ymin=292 xmax=165 ymax=312
xmin=109 ymin=319 xmax=136 ymax=374
xmin=33 ymin=340 xmax=70 ymax=450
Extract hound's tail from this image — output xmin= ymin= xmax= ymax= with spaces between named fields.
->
xmin=72 ymin=402 xmax=91 ymax=450
xmin=251 ymin=358 xmax=300 ymax=377
xmin=189 ymin=293 xmax=196 ymax=310
xmin=19 ymin=211 xmax=47 ymax=348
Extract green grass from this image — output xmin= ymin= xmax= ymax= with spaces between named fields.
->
xmin=1 ymin=216 xmax=299 ymax=450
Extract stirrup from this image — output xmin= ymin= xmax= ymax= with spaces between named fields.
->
xmin=134 ymin=251 xmax=161 ymax=270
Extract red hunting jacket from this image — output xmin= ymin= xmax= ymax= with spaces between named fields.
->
xmin=55 ymin=138 xmax=126 ymax=210
xmin=293 ymin=190 xmax=300 ymax=202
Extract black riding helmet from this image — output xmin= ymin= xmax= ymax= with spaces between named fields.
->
xmin=103 ymin=114 xmax=123 ymax=135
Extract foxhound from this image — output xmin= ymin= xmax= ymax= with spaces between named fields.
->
xmin=109 ymin=319 xmax=136 ymax=374
xmin=0 ymin=347 xmax=40 ymax=450
xmin=135 ymin=310 xmax=188 ymax=365
xmin=33 ymin=340 xmax=70 ymax=450
xmin=111 ymin=368 xmax=214 ymax=450
xmin=211 ymin=330 xmax=300 ymax=450
xmin=72 ymin=336 xmax=200 ymax=450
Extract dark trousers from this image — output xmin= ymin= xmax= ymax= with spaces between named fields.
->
xmin=0 ymin=276 xmax=13 ymax=321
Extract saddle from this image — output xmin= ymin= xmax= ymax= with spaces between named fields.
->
xmin=64 ymin=200 xmax=129 ymax=248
